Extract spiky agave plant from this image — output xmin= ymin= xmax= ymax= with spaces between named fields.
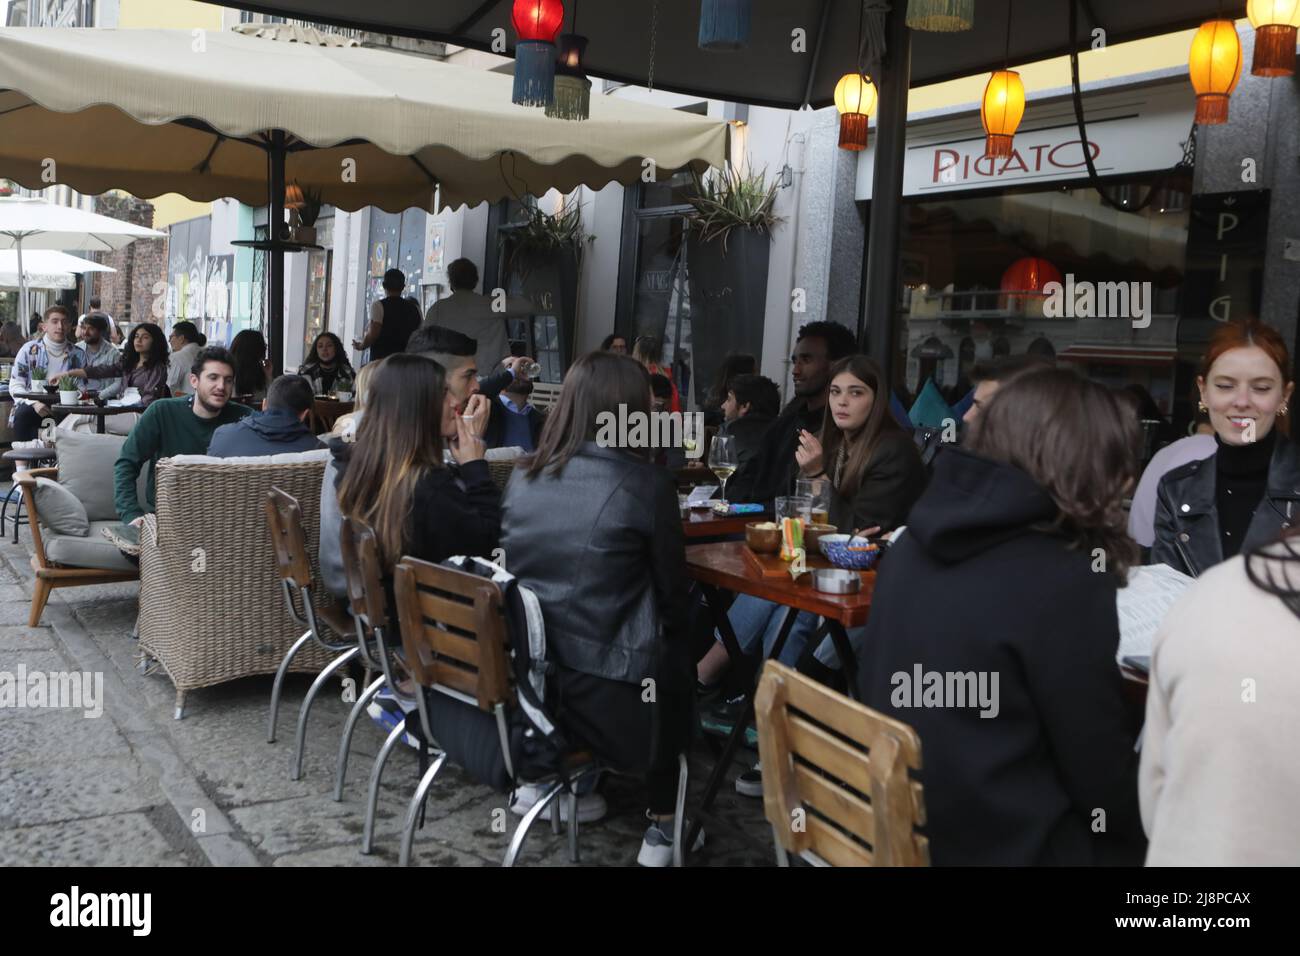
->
xmin=687 ymin=164 xmax=781 ymax=252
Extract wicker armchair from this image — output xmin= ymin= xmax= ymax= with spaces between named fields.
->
xmin=137 ymin=451 xmax=338 ymax=718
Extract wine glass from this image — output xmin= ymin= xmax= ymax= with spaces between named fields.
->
xmin=707 ymin=433 xmax=738 ymax=509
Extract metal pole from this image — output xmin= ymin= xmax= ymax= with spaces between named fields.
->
xmin=857 ymin=5 xmax=912 ymax=365
xmin=269 ymin=130 xmax=286 ymax=377
xmin=15 ymin=237 xmax=27 ymax=332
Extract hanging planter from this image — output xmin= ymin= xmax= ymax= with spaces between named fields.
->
xmin=1188 ymin=19 xmax=1243 ymax=125
xmin=512 ymin=0 xmax=565 ymax=107
xmin=547 ymin=33 xmax=591 ymax=120
xmin=906 ymin=0 xmax=975 ymax=33
xmin=1248 ymin=0 xmax=1300 ymax=77
xmin=982 ymin=69 xmax=1025 ymax=158
xmin=699 ymin=0 xmax=751 ymax=51
xmin=834 ymin=73 xmax=878 ymax=151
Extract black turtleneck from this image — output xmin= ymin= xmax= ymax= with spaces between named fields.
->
xmin=1215 ymin=429 xmax=1276 ymax=559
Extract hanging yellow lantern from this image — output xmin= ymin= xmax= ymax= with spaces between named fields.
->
xmin=981 ymin=70 xmax=1025 ymax=159
xmin=834 ymin=72 xmax=878 ymax=151
xmin=1188 ymin=20 xmax=1243 ymax=124
xmin=1248 ymin=0 xmax=1300 ymax=76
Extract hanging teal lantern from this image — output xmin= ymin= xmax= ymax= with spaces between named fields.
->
xmin=512 ymin=0 xmax=565 ymax=107
xmin=905 ymin=0 xmax=976 ymax=32
xmin=699 ymin=0 xmax=752 ymax=51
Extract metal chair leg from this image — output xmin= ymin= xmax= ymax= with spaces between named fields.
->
xmin=550 ymin=795 xmax=562 ymax=835
xmin=267 ymin=628 xmax=313 ymax=743
xmin=398 ymin=752 xmax=449 ymax=866
xmin=173 ymin=690 xmax=186 ymax=721
xmin=773 ymin=826 xmax=791 ymax=867
xmin=673 ymin=752 xmax=689 ymax=868
xmin=291 ymin=647 xmax=358 ymax=781
xmin=568 ymin=789 xmax=580 ymax=863
xmin=361 ymin=715 xmax=408 ymax=855
xmin=503 ymin=780 xmax=565 ymax=867
xmin=333 ymin=674 xmax=386 ymax=801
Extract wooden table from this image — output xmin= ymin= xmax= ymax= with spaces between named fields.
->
xmin=681 ymin=508 xmax=771 ymax=540
xmin=684 ymin=540 xmax=876 ymax=854
xmin=53 ymin=403 xmax=146 ymax=434
xmin=311 ymin=397 xmax=354 ymax=435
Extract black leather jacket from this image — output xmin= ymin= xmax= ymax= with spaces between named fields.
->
xmin=499 ymin=442 xmax=689 ymax=685
xmin=1151 ymin=434 xmax=1300 ymax=577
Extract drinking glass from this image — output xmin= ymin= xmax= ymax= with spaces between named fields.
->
xmin=796 ymin=477 xmax=831 ymax=526
xmin=708 ymin=433 xmax=738 ymax=508
xmin=775 ymin=495 xmax=813 ymax=525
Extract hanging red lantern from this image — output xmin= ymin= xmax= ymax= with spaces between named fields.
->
xmin=512 ymin=0 xmax=565 ymax=107
xmin=1000 ymin=257 xmax=1061 ymax=309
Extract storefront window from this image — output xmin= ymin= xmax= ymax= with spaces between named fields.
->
xmin=302 ymin=215 xmax=333 ymax=355
xmin=895 ymin=175 xmax=1191 ymax=420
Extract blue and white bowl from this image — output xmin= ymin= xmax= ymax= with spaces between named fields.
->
xmin=822 ymin=538 xmax=881 ymax=571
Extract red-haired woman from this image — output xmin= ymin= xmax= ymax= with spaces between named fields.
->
xmin=1151 ymin=320 xmax=1298 ymax=576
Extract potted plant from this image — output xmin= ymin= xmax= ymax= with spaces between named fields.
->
xmin=58 ymin=374 xmax=81 ymax=405
xmin=30 ymin=366 xmax=48 ymax=392
xmin=685 ymin=164 xmax=782 ymax=404
xmin=294 ymin=186 xmax=323 ymax=246
xmin=499 ymin=198 xmax=594 ymax=374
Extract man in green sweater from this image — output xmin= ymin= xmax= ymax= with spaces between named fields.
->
xmin=115 ymin=345 xmax=253 ymax=525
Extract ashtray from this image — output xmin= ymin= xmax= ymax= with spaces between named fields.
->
xmin=811 ymin=568 xmax=861 ymax=594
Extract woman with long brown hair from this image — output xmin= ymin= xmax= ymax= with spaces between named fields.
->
xmin=858 ymin=367 xmax=1146 ymax=865
xmin=1151 ymin=319 xmax=1298 ymax=576
xmin=330 ymin=353 xmax=498 ymax=580
xmin=500 ymin=350 xmax=693 ymax=866
xmin=696 ymin=355 xmax=925 ymax=692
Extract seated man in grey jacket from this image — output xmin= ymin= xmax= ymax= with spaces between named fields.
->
xmin=207 ymin=374 xmax=324 ymax=458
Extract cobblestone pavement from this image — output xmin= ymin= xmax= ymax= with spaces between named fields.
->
xmin=0 ymin=487 xmax=772 ymax=867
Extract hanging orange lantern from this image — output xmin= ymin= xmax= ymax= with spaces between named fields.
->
xmin=834 ymin=73 xmax=878 ymax=151
xmin=981 ymin=70 xmax=1025 ymax=159
xmin=1248 ymin=1 xmax=1300 ymax=76
xmin=1188 ymin=20 xmax=1243 ymax=124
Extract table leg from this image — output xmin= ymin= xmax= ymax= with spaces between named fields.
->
xmin=688 ymin=589 xmax=800 ymax=856
xmin=825 ymin=622 xmax=860 ymax=701
xmin=96 ymin=413 xmax=106 ymax=435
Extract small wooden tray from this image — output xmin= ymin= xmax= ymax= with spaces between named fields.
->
xmin=742 ymin=545 xmax=832 ymax=579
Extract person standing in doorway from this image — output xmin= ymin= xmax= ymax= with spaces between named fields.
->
xmin=422 ymin=258 xmax=533 ymax=377
xmin=353 ymin=268 xmax=422 ymax=363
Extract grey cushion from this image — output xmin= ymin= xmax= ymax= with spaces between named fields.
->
xmin=55 ymin=430 xmax=150 ymax=522
xmin=44 ymin=520 xmax=138 ymax=572
xmin=33 ymin=477 xmax=89 ymax=536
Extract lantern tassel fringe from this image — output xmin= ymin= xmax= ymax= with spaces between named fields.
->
xmin=699 ymin=0 xmax=752 ymax=51
xmin=906 ymin=0 xmax=975 ymax=33
xmin=513 ymin=41 xmax=556 ymax=107
xmin=1195 ymin=93 xmax=1231 ymax=125
xmin=1252 ymin=24 xmax=1298 ymax=77
xmin=547 ymin=75 xmax=592 ymax=121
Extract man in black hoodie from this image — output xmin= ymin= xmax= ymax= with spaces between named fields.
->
xmin=207 ymin=374 xmax=324 ymax=458
xmin=718 ymin=372 xmax=780 ymax=471
xmin=724 ymin=321 xmax=857 ymax=503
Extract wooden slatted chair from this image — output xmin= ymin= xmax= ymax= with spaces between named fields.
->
xmin=263 ymin=487 xmax=357 ymax=779
xmin=392 ymin=555 xmax=600 ymax=867
xmin=334 ymin=516 xmax=425 ymax=855
xmin=754 ymin=661 xmax=929 ymax=867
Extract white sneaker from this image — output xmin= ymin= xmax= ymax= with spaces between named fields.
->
xmin=637 ymin=815 xmax=705 ymax=867
xmin=509 ymin=782 xmax=608 ymax=823
xmin=734 ymin=761 xmax=763 ymax=798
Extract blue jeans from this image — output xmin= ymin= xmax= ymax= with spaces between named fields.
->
xmin=811 ymin=624 xmax=869 ymax=670
xmin=717 ymin=594 xmax=819 ymax=667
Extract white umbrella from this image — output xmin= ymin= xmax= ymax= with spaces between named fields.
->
xmin=0 ymin=196 xmax=162 ymax=327
xmin=0 ymin=248 xmax=115 ymax=290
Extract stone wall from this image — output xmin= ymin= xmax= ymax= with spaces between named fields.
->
xmin=89 ymin=193 xmax=168 ymax=328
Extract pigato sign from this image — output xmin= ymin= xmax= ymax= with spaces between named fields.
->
xmin=855 ymin=80 xmax=1193 ymax=200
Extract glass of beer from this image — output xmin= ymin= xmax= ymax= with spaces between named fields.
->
xmin=775 ymin=495 xmax=813 ymax=526
xmin=796 ymin=477 xmax=831 ymax=526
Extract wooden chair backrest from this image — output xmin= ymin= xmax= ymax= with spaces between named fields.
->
xmin=339 ymin=516 xmax=388 ymax=631
xmin=754 ymin=661 xmax=929 ymax=867
xmin=392 ymin=556 xmax=514 ymax=712
xmin=264 ymin=487 xmax=312 ymax=589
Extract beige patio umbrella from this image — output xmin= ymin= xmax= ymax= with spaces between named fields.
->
xmin=0 ymin=26 xmax=727 ymax=213
xmin=0 ymin=26 xmax=728 ymax=368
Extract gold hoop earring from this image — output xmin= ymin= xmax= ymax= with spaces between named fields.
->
xmin=1197 ymin=401 xmax=1208 ymax=414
